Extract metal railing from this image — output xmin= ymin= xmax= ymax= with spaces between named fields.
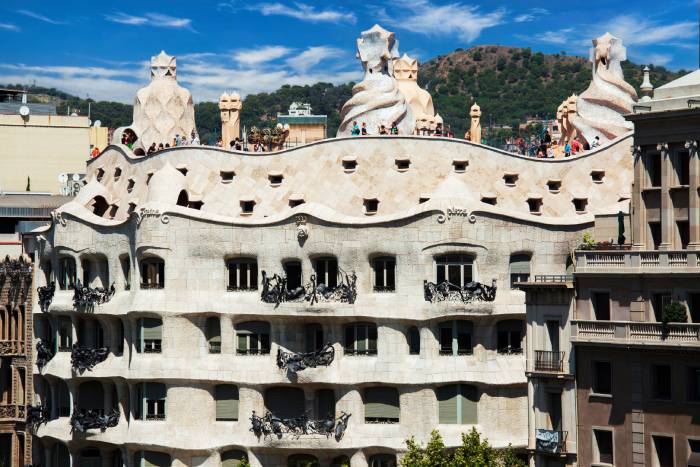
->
xmin=573 ymin=320 xmax=700 ymax=345
xmin=532 ymin=275 xmax=573 ymax=283
xmin=535 ymin=429 xmax=567 ymax=454
xmin=534 ymin=350 xmax=565 ymax=372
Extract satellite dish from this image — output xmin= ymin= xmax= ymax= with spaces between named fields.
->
xmin=19 ymin=106 xmax=30 ymax=117
xmin=58 ymin=173 xmax=68 ymax=184
xmin=94 ymin=120 xmax=102 ymax=127
xmin=72 ymin=173 xmax=81 ymax=182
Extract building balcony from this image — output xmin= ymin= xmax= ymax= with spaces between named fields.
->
xmin=261 ymin=271 xmax=357 ymax=306
xmin=535 ymin=429 xmax=567 ymax=455
xmin=0 ymin=403 xmax=26 ymax=421
xmin=70 ymin=408 xmax=119 ymax=434
xmin=533 ymin=350 xmax=566 ymax=373
xmin=0 ymin=340 xmax=26 ymax=356
xmin=70 ymin=345 xmax=109 ymax=374
xmin=575 ymin=250 xmax=700 ymax=274
xmin=514 ymin=275 xmax=573 ymax=289
xmin=423 ymin=280 xmax=497 ymax=304
xmin=572 ymin=320 xmax=700 ymax=347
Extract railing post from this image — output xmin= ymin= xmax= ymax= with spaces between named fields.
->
xmin=630 ymin=252 xmax=640 ymax=268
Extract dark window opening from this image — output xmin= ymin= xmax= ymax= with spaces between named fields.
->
xmin=127 ymin=179 xmax=135 ymax=193
xmin=314 ymin=257 xmax=338 ymax=288
xmin=227 ymin=259 xmax=258 ymax=291
xmin=652 ymin=293 xmax=672 ymax=322
xmin=364 ymin=198 xmax=379 ymax=214
xmin=220 ymin=171 xmax=235 ymax=183
xmin=573 ymin=198 xmax=588 ymax=213
xmin=594 ymin=430 xmax=613 ymax=464
xmin=527 ymin=198 xmax=542 ymax=214
xmin=372 ymin=256 xmax=396 ymax=292
xmin=504 ymin=174 xmax=518 ymax=186
xmin=91 ymin=196 xmax=109 ymax=217
xmin=689 ymin=294 xmax=700 ymax=323
xmin=547 ymin=180 xmax=561 ymax=192
xmin=481 ymin=196 xmax=497 ymax=205
xmin=453 ymin=161 xmax=468 ymax=173
xmin=688 ymin=367 xmax=700 ymax=401
xmin=140 ymin=258 xmax=165 ymax=289
xmin=114 ymin=167 xmax=122 ymax=181
xmin=677 ymin=221 xmax=690 ymax=249
xmin=435 ymin=254 xmax=473 ymax=288
xmin=592 ymin=292 xmax=611 ymax=321
xmin=674 ymin=150 xmax=690 ymax=185
xmin=269 ymin=174 xmax=283 ymax=186
xmin=591 ymin=171 xmax=605 ymax=183
xmin=419 ymin=197 xmax=430 ymax=204
xmin=289 ymin=199 xmax=305 ymax=208
xmin=236 ymin=321 xmax=271 ymax=355
xmin=240 ymin=200 xmax=255 ymax=214
xmin=342 ymin=160 xmax=357 ymax=171
xmin=96 ymin=168 xmax=105 ymax=182
xmin=651 ymin=364 xmax=672 ymax=400
xmin=146 ymin=173 xmax=153 ymax=185
xmin=647 ymin=153 xmax=662 ymax=187
xmin=177 ymin=167 xmax=188 ymax=176
xmin=396 ymin=159 xmax=410 ymax=171
xmin=652 ymin=435 xmax=674 ymax=467
xmin=439 ymin=321 xmax=473 ymax=356
xmin=284 ymin=260 xmax=303 ymax=291
xmin=649 ymin=222 xmax=662 ymax=249
xmin=344 ymin=322 xmax=378 ymax=356
xmin=408 ymin=326 xmax=420 ymax=355
xmin=176 ymin=190 xmax=189 ymax=207
xmin=593 ymin=361 xmax=612 ymax=395
xmin=497 ymin=320 xmax=523 ymax=354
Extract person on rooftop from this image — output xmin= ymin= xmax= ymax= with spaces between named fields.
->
xmin=361 ymin=122 xmax=368 ymax=135
xmin=379 ymin=125 xmax=389 ymax=135
xmin=147 ymin=143 xmax=156 ymax=155
xmin=434 ymin=123 xmax=443 ymax=137
xmin=390 ymin=122 xmax=399 ymax=135
xmin=90 ymin=146 xmax=100 ymax=158
xmin=351 ymin=121 xmax=360 ymax=136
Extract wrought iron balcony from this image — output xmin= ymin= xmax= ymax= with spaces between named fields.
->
xmin=250 ymin=410 xmax=351 ymax=442
xmin=497 ymin=346 xmax=523 ymax=355
xmin=37 ymin=281 xmax=56 ymax=312
xmin=26 ymin=405 xmax=50 ymax=432
xmin=423 ymin=279 xmax=497 ymax=304
xmin=73 ymin=280 xmax=115 ymax=311
xmin=35 ymin=339 xmax=55 ymax=371
xmin=535 ymin=429 xmax=567 ymax=454
xmin=276 ymin=344 xmax=335 ymax=374
xmin=70 ymin=407 xmax=119 ymax=434
xmin=0 ymin=403 xmax=26 ymax=421
xmin=70 ymin=344 xmax=109 ymax=374
xmin=534 ymin=350 xmax=565 ymax=373
xmin=261 ymin=271 xmax=357 ymax=306
xmin=0 ymin=340 xmax=25 ymax=356
xmin=572 ymin=320 xmax=700 ymax=347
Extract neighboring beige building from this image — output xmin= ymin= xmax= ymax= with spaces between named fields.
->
xmin=276 ymin=103 xmax=327 ymax=147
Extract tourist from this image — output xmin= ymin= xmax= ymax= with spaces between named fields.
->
xmin=564 ymin=141 xmax=571 ymax=157
xmin=547 ymin=146 xmax=555 ymax=158
xmin=90 ymin=146 xmax=100 ymax=158
xmin=351 ymin=121 xmax=360 ymax=136
xmin=157 ymin=143 xmax=164 ymax=152
xmin=464 ymin=130 xmax=470 ymax=140
xmin=216 ymin=138 xmax=223 ymax=147
xmin=147 ymin=143 xmax=156 ymax=155
xmin=390 ymin=122 xmax=399 ymax=135
xmin=361 ymin=122 xmax=368 ymax=135
xmin=591 ymin=136 xmax=601 ymax=149
xmin=544 ymin=129 xmax=552 ymax=145
xmin=571 ymin=137 xmax=581 ymax=155
xmin=191 ymin=131 xmax=200 ymax=146
xmin=434 ymin=123 xmax=443 ymax=137
xmin=379 ymin=125 xmax=389 ymax=135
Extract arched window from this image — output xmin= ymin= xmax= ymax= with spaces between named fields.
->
xmin=265 ymin=387 xmax=305 ymax=419
xmin=120 ymin=255 xmax=131 ymax=291
xmin=90 ymin=196 xmax=109 ymax=217
xmin=315 ymin=388 xmax=335 ymax=419
xmin=364 ymin=387 xmax=399 ymax=423
xmin=78 ymin=381 xmax=104 ymax=414
xmin=140 ymin=257 xmax=165 ymax=289
xmin=77 ymin=319 xmax=104 ymax=349
xmin=221 ymin=450 xmax=247 ymax=467
xmin=288 ymin=454 xmax=320 ymax=467
xmin=305 ymin=323 xmax=323 ymax=353
xmin=56 ymin=379 xmax=70 ymax=417
xmin=235 ymin=321 xmax=270 ymax=355
xmin=439 ymin=320 xmax=473 ymax=356
xmin=205 ymin=317 xmax=221 ymax=353
xmin=58 ymin=256 xmax=76 ymax=290
xmin=408 ymin=326 xmax=420 ymax=355
xmin=435 ymin=254 xmax=473 ymax=286
xmin=509 ymin=254 xmax=531 ymax=288
xmin=344 ymin=322 xmax=377 ymax=356
xmin=369 ymin=454 xmax=397 ymax=467
xmin=214 ymin=385 xmax=239 ymax=421
xmin=496 ymin=320 xmax=524 ymax=354
xmin=57 ymin=316 xmax=73 ymax=351
xmin=176 ymin=190 xmax=189 ymax=207
xmin=437 ymin=384 xmax=478 ymax=424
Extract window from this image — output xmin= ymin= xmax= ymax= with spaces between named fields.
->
xmin=127 ymin=203 xmax=136 ymax=215
xmin=137 ymin=383 xmax=166 ymax=420
xmin=689 ymin=439 xmax=700 ymax=467
xmin=369 ymin=455 xmax=396 ymax=467
xmin=652 ymin=435 xmax=674 ymax=467
xmin=593 ymin=361 xmax=612 ymax=395
xmin=284 ymin=260 xmax=303 ymax=291
xmin=435 ymin=254 xmax=473 ymax=287
xmin=266 ymin=387 xmax=305 ymax=418
xmin=453 ymin=160 xmax=468 ymax=173
xmin=547 ymin=180 xmax=561 ymax=192
xmin=497 ymin=320 xmax=523 ymax=354
xmin=504 ymin=173 xmax=518 ymax=186
xmin=651 ymin=364 xmax=672 ymax=400
xmin=439 ymin=320 xmax=473 ymax=356
xmin=331 ymin=456 xmax=351 ymax=467
xmin=305 ymin=323 xmax=324 ymax=353
xmin=673 ymin=150 xmax=690 ymax=185
xmin=96 ymin=168 xmax=105 ymax=182
xmin=205 ymin=317 xmax=221 ymax=354
xmin=419 ymin=196 xmax=430 ymax=204
xmin=140 ymin=258 xmax=164 ymax=289
xmin=395 ymin=158 xmax=410 ymax=171
xmin=289 ymin=198 xmax=305 ymax=208
xmin=176 ymin=190 xmax=189 ymax=207
xmin=509 ymin=254 xmax=531 ymax=287
xmin=342 ymin=159 xmax=357 ymax=172
xmin=134 ymin=451 xmax=170 ymax=467
xmin=372 ymin=256 xmax=396 ymax=292
xmin=220 ymin=171 xmax=235 ymax=183
xmin=547 ymin=391 xmax=563 ymax=431
xmin=481 ymin=196 xmax=497 ymax=205
xmin=127 ymin=178 xmax=135 ymax=193
xmin=269 ymin=174 xmax=283 ymax=186
xmin=652 ymin=293 xmax=672 ymax=322
xmin=573 ymin=198 xmax=588 ymax=213
xmin=114 ymin=167 xmax=122 ymax=181
xmin=688 ymin=367 xmax=700 ymax=402
xmin=137 ymin=318 xmax=162 ymax=353
xmin=214 ymin=385 xmax=238 ymax=421
xmin=236 ymin=321 xmax=270 ymax=355
xmin=120 ymin=255 xmax=131 ymax=291
xmin=646 ymin=153 xmax=662 ymax=187
xmin=221 ymin=451 xmax=247 ymax=467
xmin=364 ymin=198 xmax=379 ymax=215
xmin=177 ymin=167 xmax=188 ymax=176
xmin=52 ymin=443 xmax=71 ymax=467
xmin=408 ymin=326 xmax=420 ymax=355
xmin=437 ymin=384 xmax=478 ymax=424
xmin=240 ymin=200 xmax=255 ymax=214
xmin=288 ymin=455 xmax=319 ymax=467
xmin=527 ymin=198 xmax=543 ymax=214
xmin=677 ymin=221 xmax=690 ymax=249
xmin=58 ymin=257 xmax=76 ymax=290
xmin=592 ymin=292 xmax=610 ymax=321
xmin=594 ymin=429 xmax=614 ymax=465
xmin=689 ymin=294 xmax=700 ymax=323
xmin=315 ymin=388 xmax=335 ymax=419
xmin=314 ymin=257 xmax=338 ymax=288
xmin=58 ymin=316 xmax=72 ymax=351
xmin=227 ymin=258 xmax=258 ymax=291
xmin=591 ymin=170 xmax=605 ymax=183
xmin=146 ymin=173 xmax=153 ymax=185
xmin=344 ymin=322 xmax=377 ymax=355
xmin=364 ymin=387 xmax=399 ymax=423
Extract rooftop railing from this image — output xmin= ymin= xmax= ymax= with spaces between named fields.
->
xmin=572 ymin=320 xmax=700 ymax=346
xmin=575 ymin=250 xmax=700 ymax=271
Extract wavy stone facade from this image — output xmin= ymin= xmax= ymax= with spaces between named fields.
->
xmin=30 ymin=135 xmax=632 ymax=466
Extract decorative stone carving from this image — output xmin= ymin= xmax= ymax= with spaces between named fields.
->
xmin=295 ymin=215 xmax=309 ymax=242
xmin=37 ymin=281 xmax=55 ymax=313
xmin=469 ymin=103 xmax=482 ymax=143
xmin=72 ymin=280 xmax=115 ymax=311
xmin=220 ymin=92 xmax=242 ymax=146
xmin=0 ymin=255 xmax=32 ymax=306
xmin=393 ymin=53 xmax=437 ymax=135
xmin=276 ymin=343 xmax=335 ymax=374
xmin=36 ymin=339 xmax=55 ymax=371
xmin=128 ymin=51 xmax=197 ymax=149
xmin=70 ymin=407 xmax=120 ymax=434
xmin=569 ymin=33 xmax=637 ymax=144
xmin=261 ymin=271 xmax=357 ymax=307
xmin=70 ymin=344 xmax=109 ymax=374
xmin=250 ymin=410 xmax=351 ymax=442
xmin=424 ymin=279 xmax=497 ymax=303
xmin=337 ymin=25 xmax=414 ymax=136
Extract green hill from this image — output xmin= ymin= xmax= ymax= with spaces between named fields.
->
xmin=3 ymin=46 xmax=687 ymax=144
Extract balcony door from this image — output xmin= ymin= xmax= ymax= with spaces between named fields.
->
xmin=546 ymin=320 xmax=560 ymax=353
xmin=546 ymin=391 xmax=562 ymax=431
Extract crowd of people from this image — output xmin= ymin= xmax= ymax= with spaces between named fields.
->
xmin=348 ymin=120 xmax=455 ymax=138
xmin=506 ymin=131 xmax=601 ymax=159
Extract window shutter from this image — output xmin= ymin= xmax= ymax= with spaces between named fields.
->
xmin=206 ymin=317 xmax=221 ymax=351
xmin=215 ymin=385 xmax=239 ymax=421
xmin=142 ymin=318 xmax=162 ymax=340
xmin=221 ymin=451 xmax=247 ymax=467
xmin=265 ymin=387 xmax=305 ymax=419
xmin=368 ymin=325 xmax=378 ymax=353
xmin=143 ymin=451 xmax=171 ymax=467
xmin=364 ymin=387 xmax=399 ymax=420
xmin=437 ymin=385 xmax=458 ymax=424
xmin=509 ymin=255 xmax=531 ymax=275
xmin=460 ymin=385 xmax=478 ymax=424
xmin=316 ymin=389 xmax=335 ymax=418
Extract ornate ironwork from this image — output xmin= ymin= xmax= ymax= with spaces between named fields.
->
xmin=37 ymin=281 xmax=56 ymax=312
xmin=36 ymin=339 xmax=55 ymax=371
xmin=70 ymin=344 xmax=109 ymax=374
xmin=0 ymin=404 xmax=25 ymax=420
xmin=423 ymin=279 xmax=497 ymax=303
xmin=250 ymin=410 xmax=350 ymax=442
xmin=0 ymin=340 xmax=24 ymax=355
xmin=72 ymin=279 xmax=115 ymax=311
xmin=276 ymin=343 xmax=335 ymax=374
xmin=26 ymin=405 xmax=50 ymax=432
xmin=261 ymin=271 xmax=357 ymax=307
xmin=0 ymin=255 xmax=33 ymax=306
xmin=70 ymin=407 xmax=119 ymax=434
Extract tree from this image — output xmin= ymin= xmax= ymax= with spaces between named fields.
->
xmin=26 ymin=176 xmax=30 ymax=191
xmin=662 ymin=300 xmax=688 ymax=324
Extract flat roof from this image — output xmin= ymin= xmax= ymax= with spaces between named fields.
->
xmin=277 ymin=115 xmax=327 ymax=125
xmin=0 ymin=194 xmax=71 ymax=218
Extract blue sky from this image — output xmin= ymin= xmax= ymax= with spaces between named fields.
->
xmin=0 ymin=0 xmax=698 ymax=103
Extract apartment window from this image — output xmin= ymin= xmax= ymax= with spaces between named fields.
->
xmin=57 ymin=380 xmax=70 ymax=417
xmin=58 ymin=316 xmax=73 ymax=351
xmin=314 ymin=257 xmax=338 ymax=288
xmin=235 ymin=321 xmax=270 ymax=355
xmin=678 ymin=221 xmax=690 ymax=249
xmin=646 ymin=153 xmax=662 ymax=187
xmin=227 ymin=258 xmax=258 ymax=291
xmin=593 ymin=361 xmax=612 ymax=395
xmin=547 ymin=180 xmax=561 ymax=192
xmin=439 ymin=320 xmax=473 ymax=356
xmin=592 ymin=292 xmax=611 ymax=321
xmin=140 ymin=258 xmax=165 ymax=289
xmin=137 ymin=318 xmax=162 ymax=353
xmin=652 ymin=435 xmax=674 ymax=467
xmin=266 ymin=387 xmax=305 ymax=419
xmin=689 ymin=439 xmax=700 ymax=467
xmin=137 ymin=383 xmax=166 ymax=420
xmin=134 ymin=451 xmax=170 ymax=467
xmin=509 ymin=254 xmax=531 ymax=287
xmin=205 ymin=317 xmax=221 ymax=354
xmin=649 ymin=222 xmax=662 ymax=249
xmin=364 ymin=198 xmax=379 ymax=215
xmin=651 ymin=365 xmax=672 ymax=400
xmin=573 ymin=198 xmax=588 ymax=213
xmin=437 ymin=384 xmax=478 ymax=424
xmin=652 ymin=293 xmax=672 ymax=322
xmin=688 ymin=367 xmax=700 ymax=402
xmin=691 ymin=294 xmax=700 ymax=323
xmin=58 ymin=257 xmax=76 ymax=290
xmin=214 ymin=385 xmax=239 ymax=421
xmin=221 ymin=451 xmax=247 ymax=467
xmin=284 ymin=260 xmax=303 ymax=291
xmin=305 ymin=323 xmax=324 ymax=353
xmin=594 ymin=429 xmax=614 ymax=465
xmin=120 ymin=255 xmax=131 ymax=290
xmin=408 ymin=326 xmax=420 ymax=355
xmin=673 ymin=150 xmax=690 ymax=185
xmin=369 ymin=455 xmax=396 ymax=467
xmin=315 ymin=388 xmax=335 ymax=419
xmin=240 ymin=200 xmax=255 ymax=214
xmin=344 ymin=322 xmax=377 ymax=355
xmin=372 ymin=256 xmax=396 ymax=292
xmin=497 ymin=320 xmax=523 ymax=354
xmin=547 ymin=391 xmax=563 ymax=431
xmin=435 ymin=254 xmax=473 ymax=287
xmin=364 ymin=387 xmax=399 ymax=423
xmin=220 ymin=171 xmax=235 ymax=183
xmin=527 ymin=198 xmax=543 ymax=214
xmin=288 ymin=455 xmax=319 ymax=467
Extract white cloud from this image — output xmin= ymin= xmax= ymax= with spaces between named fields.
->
xmin=17 ymin=9 xmax=66 ymax=25
xmin=637 ymin=53 xmax=673 ymax=67
xmin=528 ymin=28 xmax=575 ymax=46
xmin=233 ymin=46 xmax=293 ymax=66
xmin=105 ymin=12 xmax=195 ymax=30
xmin=246 ymin=2 xmax=356 ymax=24
xmin=105 ymin=12 xmax=148 ymax=25
xmin=380 ymin=0 xmax=505 ymax=43
xmin=0 ymin=23 xmax=20 ymax=32
xmin=514 ymin=8 xmax=549 ymax=23
xmin=287 ymin=46 xmax=344 ymax=72
xmin=601 ymin=14 xmax=696 ymax=47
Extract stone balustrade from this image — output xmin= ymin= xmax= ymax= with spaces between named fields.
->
xmin=572 ymin=320 xmax=700 ymax=346
xmin=575 ymin=250 xmax=700 ymax=272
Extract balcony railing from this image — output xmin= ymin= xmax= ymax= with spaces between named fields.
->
xmin=423 ymin=279 xmax=497 ymax=304
xmin=261 ymin=271 xmax=357 ymax=306
xmin=70 ymin=407 xmax=119 ymax=434
xmin=70 ymin=344 xmax=109 ymax=374
xmin=276 ymin=343 xmax=335 ymax=374
xmin=572 ymin=320 xmax=700 ymax=346
xmin=0 ymin=404 xmax=26 ymax=421
xmin=0 ymin=340 xmax=25 ymax=356
xmin=575 ymin=250 xmax=700 ymax=271
xmin=535 ymin=429 xmax=567 ymax=454
xmin=534 ymin=350 xmax=565 ymax=373
xmin=72 ymin=280 xmax=115 ymax=311
xmin=250 ymin=410 xmax=351 ymax=442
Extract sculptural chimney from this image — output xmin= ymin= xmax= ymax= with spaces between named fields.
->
xmin=219 ymin=92 xmax=242 ymax=146
xmin=469 ymin=103 xmax=482 ymax=144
